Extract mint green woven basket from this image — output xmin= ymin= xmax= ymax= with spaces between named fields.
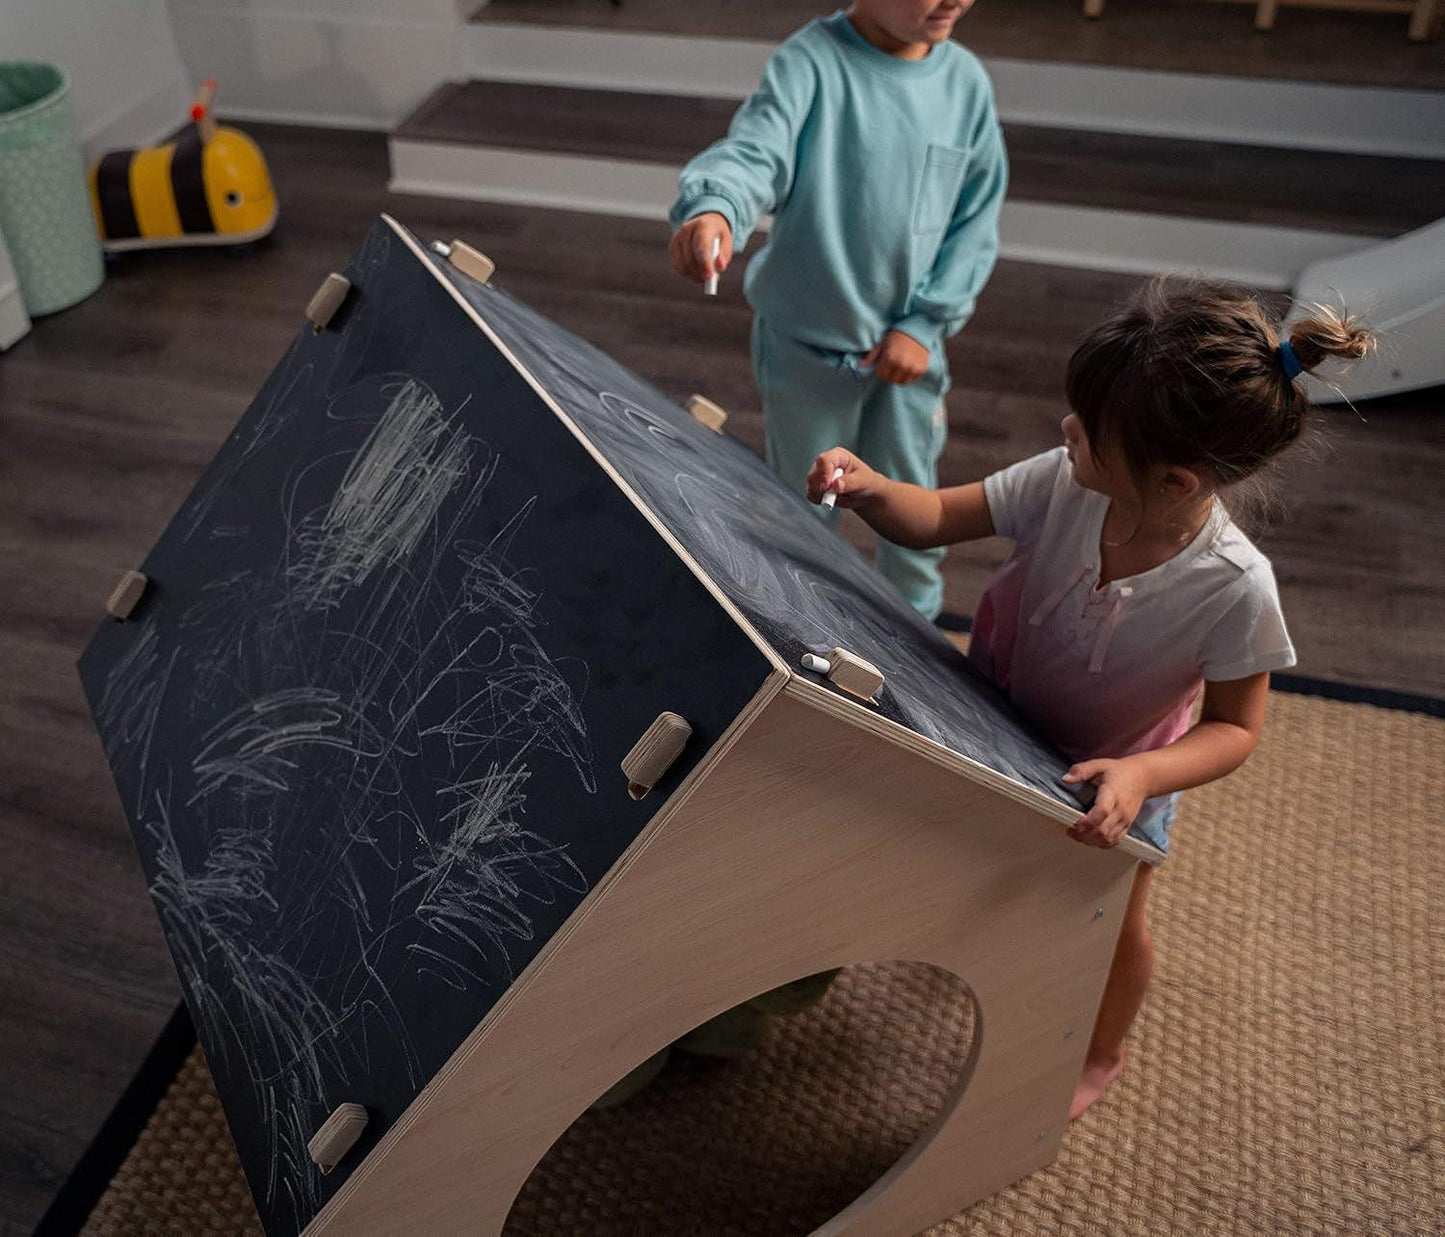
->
xmin=0 ymin=62 xmax=103 ymax=316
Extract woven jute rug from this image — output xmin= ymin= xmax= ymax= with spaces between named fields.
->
xmin=81 ymin=691 xmax=1443 ymax=1235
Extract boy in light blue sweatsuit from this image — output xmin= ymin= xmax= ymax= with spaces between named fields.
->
xmin=669 ymin=1 xmax=1007 ymax=619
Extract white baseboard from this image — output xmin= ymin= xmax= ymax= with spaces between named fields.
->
xmin=389 ymin=140 xmax=679 ymax=220
xmin=388 ymin=138 xmax=1366 ymax=287
xmin=217 ymin=106 xmax=388 ymax=133
xmin=465 ymin=21 xmax=1445 ymax=160
xmin=167 ymin=0 xmax=464 ymax=23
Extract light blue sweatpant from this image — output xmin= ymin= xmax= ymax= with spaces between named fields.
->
xmin=752 ymin=316 xmax=949 ymax=620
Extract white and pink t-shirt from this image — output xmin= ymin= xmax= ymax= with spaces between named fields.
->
xmin=971 ymin=448 xmax=1296 ymax=842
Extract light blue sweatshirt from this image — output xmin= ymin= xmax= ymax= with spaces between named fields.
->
xmin=669 ymin=10 xmax=1008 ymax=357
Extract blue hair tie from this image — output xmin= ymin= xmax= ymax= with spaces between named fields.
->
xmin=1278 ymin=340 xmax=1303 ymax=381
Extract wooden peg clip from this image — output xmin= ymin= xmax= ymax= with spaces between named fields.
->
xmin=306 ymin=273 xmax=351 ymax=332
xmin=685 ymin=394 xmax=728 ymax=433
xmin=443 ymin=240 xmax=495 ymax=285
xmin=823 ymin=647 xmax=884 ymax=702
xmin=106 ymin=570 xmax=148 ymax=620
xmin=308 ymin=1102 xmax=368 ymax=1174
xmin=621 ymin=712 xmax=693 ymax=800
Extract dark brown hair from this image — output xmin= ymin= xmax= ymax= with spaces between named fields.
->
xmin=1065 ymin=276 xmax=1373 ymax=501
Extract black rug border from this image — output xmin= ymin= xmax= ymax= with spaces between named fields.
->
xmin=37 ymin=618 xmax=1443 ymax=1233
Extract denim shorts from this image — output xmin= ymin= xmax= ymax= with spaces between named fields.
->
xmin=1130 ymin=792 xmax=1179 ymax=854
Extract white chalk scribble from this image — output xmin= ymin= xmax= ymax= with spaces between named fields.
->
xmin=189 ymin=687 xmax=387 ymax=803
xmin=290 ymin=380 xmax=470 ymax=608
xmin=96 ymin=356 xmax=601 ymax=1233
xmin=146 ymin=789 xmax=344 ymax=1213
xmin=405 ymin=758 xmax=588 ymax=989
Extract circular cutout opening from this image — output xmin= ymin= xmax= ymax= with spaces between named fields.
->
xmin=504 ymin=960 xmax=979 ymax=1235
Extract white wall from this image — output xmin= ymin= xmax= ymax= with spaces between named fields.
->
xmin=0 ymin=1 xmax=192 ymax=156
xmin=166 ymin=0 xmax=469 ymax=131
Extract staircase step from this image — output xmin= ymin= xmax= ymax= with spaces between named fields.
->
xmin=393 ymin=80 xmax=1444 ymax=238
xmin=471 ymin=0 xmax=1445 ymax=93
xmin=396 ymin=81 xmax=736 ymax=167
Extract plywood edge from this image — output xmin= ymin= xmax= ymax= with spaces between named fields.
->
xmin=305 ymin=665 xmax=790 ymax=1234
xmin=782 ymin=676 xmax=1163 ymax=867
xmin=381 ymin=213 xmax=788 ymax=679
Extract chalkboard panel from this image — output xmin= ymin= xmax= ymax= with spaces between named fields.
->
xmin=431 ymin=256 xmax=1090 ymax=813
xmin=78 ymin=218 xmax=771 ymax=1234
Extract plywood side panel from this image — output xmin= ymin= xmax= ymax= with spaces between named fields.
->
xmin=312 ymin=690 xmax=1137 ymax=1234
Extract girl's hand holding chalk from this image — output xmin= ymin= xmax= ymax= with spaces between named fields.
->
xmin=806 ymin=449 xmax=885 ymax=511
xmin=667 ymin=212 xmax=732 ymax=288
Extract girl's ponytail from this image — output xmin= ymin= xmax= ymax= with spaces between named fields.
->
xmin=1286 ymin=306 xmax=1375 ymax=373
xmin=1066 ymin=277 xmax=1377 ymax=530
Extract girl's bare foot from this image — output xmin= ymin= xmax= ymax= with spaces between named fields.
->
xmin=1069 ymin=1048 xmax=1126 ymax=1120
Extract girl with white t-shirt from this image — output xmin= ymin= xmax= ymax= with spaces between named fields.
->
xmin=807 ymin=275 xmax=1373 ymax=1120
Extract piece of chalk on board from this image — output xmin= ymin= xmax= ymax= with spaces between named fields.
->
xmin=704 ymin=236 xmax=720 ymax=296
xmin=820 ymin=467 xmax=845 ymax=510
xmin=801 ymin=653 xmax=831 ymax=674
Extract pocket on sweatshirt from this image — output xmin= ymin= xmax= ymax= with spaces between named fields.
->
xmin=912 ymin=144 xmax=969 ymax=236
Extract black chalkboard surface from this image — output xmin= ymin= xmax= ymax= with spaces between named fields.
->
xmin=429 ymin=253 xmax=1090 ymax=810
xmin=78 ymin=218 xmax=771 ymax=1233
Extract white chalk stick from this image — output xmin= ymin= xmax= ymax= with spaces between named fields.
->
xmin=801 ymin=653 xmax=831 ymax=674
xmin=704 ymin=235 xmax=720 ymax=296
xmin=820 ymin=467 xmax=845 ymax=510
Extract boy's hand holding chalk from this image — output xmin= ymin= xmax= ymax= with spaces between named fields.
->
xmin=667 ymin=212 xmax=732 ymax=290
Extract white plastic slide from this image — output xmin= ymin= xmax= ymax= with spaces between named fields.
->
xmin=1289 ymin=219 xmax=1444 ymax=404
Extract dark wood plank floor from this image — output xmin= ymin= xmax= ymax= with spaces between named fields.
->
xmin=398 ymin=80 xmax=1445 ymax=237
xmin=474 ymin=0 xmax=1445 ymax=91
xmin=1 ymin=122 xmax=1441 ymax=1232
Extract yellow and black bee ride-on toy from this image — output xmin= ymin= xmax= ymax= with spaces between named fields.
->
xmin=88 ymin=80 xmax=278 ymax=253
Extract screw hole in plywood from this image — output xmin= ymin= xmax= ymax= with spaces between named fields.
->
xmin=502 ymin=961 xmax=980 ymax=1235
